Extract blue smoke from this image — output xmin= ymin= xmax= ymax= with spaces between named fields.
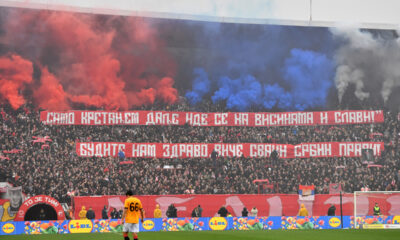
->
xmin=263 ymin=84 xmax=291 ymax=109
xmin=183 ymin=24 xmax=337 ymax=110
xmin=185 ymin=68 xmax=211 ymax=105
xmin=212 ymin=75 xmax=262 ymax=111
xmin=187 ymin=49 xmax=334 ymax=111
xmin=281 ymin=48 xmax=334 ymax=110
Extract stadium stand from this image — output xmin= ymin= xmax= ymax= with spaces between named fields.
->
xmin=0 ymin=101 xmax=399 ymax=207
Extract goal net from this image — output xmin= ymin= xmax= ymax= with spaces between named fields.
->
xmin=353 ymin=191 xmax=400 ymax=229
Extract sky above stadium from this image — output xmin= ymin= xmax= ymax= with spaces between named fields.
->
xmin=0 ymin=7 xmax=399 ymax=111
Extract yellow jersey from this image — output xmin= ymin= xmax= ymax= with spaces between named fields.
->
xmin=1 ymin=201 xmax=17 ymax=222
xmin=298 ymin=207 xmax=309 ymax=216
xmin=124 ymin=197 xmax=142 ymax=224
xmin=154 ymin=208 xmax=162 ymax=218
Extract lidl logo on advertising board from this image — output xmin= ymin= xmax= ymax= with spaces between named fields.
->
xmin=68 ymin=220 xmax=93 ymax=233
xmin=209 ymin=217 xmax=227 ymax=230
xmin=2 ymin=223 xmax=15 ymax=234
xmin=329 ymin=217 xmax=341 ymax=228
xmin=142 ymin=220 xmax=155 ymax=230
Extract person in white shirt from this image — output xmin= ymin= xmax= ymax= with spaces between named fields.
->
xmin=250 ymin=206 xmax=258 ymax=217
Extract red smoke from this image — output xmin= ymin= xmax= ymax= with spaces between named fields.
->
xmin=0 ymin=8 xmax=177 ymax=110
xmin=34 ymin=67 xmax=69 ymax=110
xmin=0 ymin=54 xmax=33 ymax=109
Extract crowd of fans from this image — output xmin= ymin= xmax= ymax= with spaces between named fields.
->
xmin=0 ymin=100 xmax=399 ymax=205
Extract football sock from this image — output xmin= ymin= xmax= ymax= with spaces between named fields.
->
xmin=123 ymin=233 xmax=129 ymax=240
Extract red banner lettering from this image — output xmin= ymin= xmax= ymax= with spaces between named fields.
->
xmin=41 ymin=110 xmax=384 ymax=126
xmin=76 ymin=142 xmax=384 ymax=158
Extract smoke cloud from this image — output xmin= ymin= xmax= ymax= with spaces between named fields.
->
xmin=212 ymin=75 xmax=262 ymax=111
xmin=0 ymin=54 xmax=33 ymax=109
xmin=186 ymin=48 xmax=334 ymax=111
xmin=183 ymin=23 xmax=337 ymax=111
xmin=2 ymin=7 xmax=398 ymax=111
xmin=185 ymin=68 xmax=211 ymax=105
xmin=282 ymin=48 xmax=334 ymax=110
xmin=332 ymin=28 xmax=400 ymax=104
xmin=0 ymin=8 xmax=177 ymax=110
xmin=34 ymin=66 xmax=69 ymax=110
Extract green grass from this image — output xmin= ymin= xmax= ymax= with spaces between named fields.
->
xmin=2 ymin=230 xmax=400 ymax=240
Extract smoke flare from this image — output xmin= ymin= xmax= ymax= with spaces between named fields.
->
xmin=0 ymin=8 xmax=178 ymax=110
xmin=332 ymin=28 xmax=400 ymax=104
xmin=0 ymin=54 xmax=33 ymax=109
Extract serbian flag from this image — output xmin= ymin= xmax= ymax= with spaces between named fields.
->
xmin=299 ymin=185 xmax=315 ymax=201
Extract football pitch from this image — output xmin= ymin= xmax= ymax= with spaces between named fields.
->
xmin=2 ymin=230 xmax=400 ymax=240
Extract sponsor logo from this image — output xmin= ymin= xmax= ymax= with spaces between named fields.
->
xmin=2 ymin=223 xmax=15 ymax=234
xmin=68 ymin=220 xmax=93 ymax=233
xmin=209 ymin=217 xmax=227 ymax=231
xmin=329 ymin=217 xmax=341 ymax=228
xmin=393 ymin=216 xmax=400 ymax=225
xmin=142 ymin=220 xmax=155 ymax=230
xmin=383 ymin=224 xmax=400 ymax=229
xmin=363 ymin=224 xmax=384 ymax=229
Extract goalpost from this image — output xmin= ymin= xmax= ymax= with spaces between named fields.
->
xmin=354 ymin=191 xmax=400 ymax=229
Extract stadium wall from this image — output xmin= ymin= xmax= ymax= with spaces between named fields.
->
xmin=1 ymin=215 xmax=400 ymax=235
xmin=73 ymin=194 xmax=400 ymax=219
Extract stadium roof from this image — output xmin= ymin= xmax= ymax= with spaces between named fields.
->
xmin=0 ymin=0 xmax=399 ymax=30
